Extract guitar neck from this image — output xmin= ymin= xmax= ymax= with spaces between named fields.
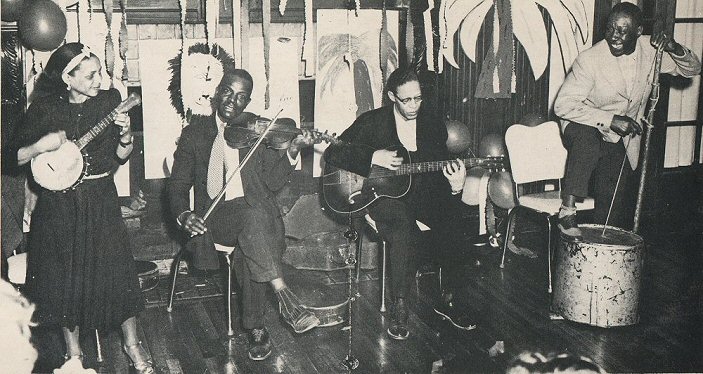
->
xmin=375 ymin=158 xmax=495 ymax=177
xmin=74 ymin=109 xmax=119 ymax=150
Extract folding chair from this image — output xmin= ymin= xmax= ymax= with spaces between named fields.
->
xmin=501 ymin=121 xmax=594 ymax=293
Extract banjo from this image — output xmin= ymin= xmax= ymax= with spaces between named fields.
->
xmin=31 ymin=92 xmax=141 ymax=191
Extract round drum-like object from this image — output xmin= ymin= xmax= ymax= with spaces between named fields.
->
xmin=552 ymin=224 xmax=644 ymax=328
xmin=136 ymin=260 xmax=159 ymax=292
xmin=283 ymin=266 xmax=349 ymax=327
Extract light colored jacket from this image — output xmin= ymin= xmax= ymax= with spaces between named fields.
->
xmin=554 ymin=38 xmax=700 ymax=169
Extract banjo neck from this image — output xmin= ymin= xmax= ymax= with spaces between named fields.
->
xmin=74 ymin=92 xmax=142 ymax=150
xmin=74 ymin=109 xmax=121 ymax=149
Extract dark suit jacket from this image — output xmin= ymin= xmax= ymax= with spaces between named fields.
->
xmin=324 ymin=105 xmax=451 ymax=200
xmin=168 ymin=114 xmax=295 ymax=269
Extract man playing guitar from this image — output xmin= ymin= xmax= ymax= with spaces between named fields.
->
xmin=324 ymin=67 xmax=467 ymax=339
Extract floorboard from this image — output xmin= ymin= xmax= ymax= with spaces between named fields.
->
xmin=28 ymin=202 xmax=702 ymax=373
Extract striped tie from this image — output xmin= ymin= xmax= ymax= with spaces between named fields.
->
xmin=207 ymin=128 xmax=226 ymax=199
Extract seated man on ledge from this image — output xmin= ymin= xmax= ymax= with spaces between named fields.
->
xmin=554 ymin=2 xmax=700 ymax=238
xmin=168 ymin=67 xmax=321 ymax=361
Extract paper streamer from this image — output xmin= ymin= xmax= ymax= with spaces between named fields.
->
xmin=262 ymin=0 xmax=272 ymax=109
xmin=119 ymin=0 xmax=128 ymax=81
xmin=232 ymin=0 xmax=242 ymax=67
xmin=301 ymin=0 xmax=315 ymax=76
xmin=206 ymin=0 xmax=219 ymax=47
xmin=241 ymin=0 xmax=250 ymax=70
xmin=423 ymin=0 xmax=435 ymax=71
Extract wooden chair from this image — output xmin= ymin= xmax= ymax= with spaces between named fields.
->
xmin=501 ymin=121 xmax=595 ymax=293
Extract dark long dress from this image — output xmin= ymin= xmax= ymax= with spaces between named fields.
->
xmin=17 ymin=89 xmax=143 ymax=332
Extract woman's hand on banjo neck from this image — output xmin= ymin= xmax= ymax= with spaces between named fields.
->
xmin=17 ymin=130 xmax=67 ymax=166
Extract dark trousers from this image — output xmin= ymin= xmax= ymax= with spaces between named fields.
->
xmin=367 ymin=190 xmax=462 ymax=299
xmin=368 ymin=198 xmax=419 ymax=300
xmin=562 ymin=123 xmax=636 ymax=229
xmin=208 ymin=198 xmax=285 ymax=329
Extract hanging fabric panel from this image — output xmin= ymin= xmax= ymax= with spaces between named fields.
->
xmin=664 ymin=0 xmax=702 ymax=167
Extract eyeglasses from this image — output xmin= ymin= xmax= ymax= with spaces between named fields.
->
xmin=396 ymin=95 xmax=423 ymax=105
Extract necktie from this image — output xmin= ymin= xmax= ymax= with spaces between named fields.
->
xmin=207 ymin=128 xmax=226 ymax=199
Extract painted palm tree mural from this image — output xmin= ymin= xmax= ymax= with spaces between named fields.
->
xmin=439 ymin=0 xmax=589 ymax=81
xmin=318 ymin=29 xmax=398 ymax=117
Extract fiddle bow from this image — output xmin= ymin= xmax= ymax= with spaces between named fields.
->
xmin=200 ymin=107 xmax=286 ymax=223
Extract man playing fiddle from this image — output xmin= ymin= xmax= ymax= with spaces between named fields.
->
xmin=168 ymin=67 xmax=320 ymax=361
xmin=324 ymin=67 xmax=468 ymax=339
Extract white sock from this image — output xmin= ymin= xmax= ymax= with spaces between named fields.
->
xmin=559 ymin=205 xmax=577 ymax=218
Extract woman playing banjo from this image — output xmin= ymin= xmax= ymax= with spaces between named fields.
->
xmin=13 ymin=42 xmax=154 ymax=373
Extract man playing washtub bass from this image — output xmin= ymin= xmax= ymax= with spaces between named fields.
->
xmin=554 ymin=2 xmax=700 ymax=238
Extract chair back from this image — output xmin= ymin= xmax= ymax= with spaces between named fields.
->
xmin=505 ymin=121 xmax=567 ymax=184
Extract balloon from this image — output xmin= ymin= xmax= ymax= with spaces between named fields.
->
xmin=445 ymin=120 xmax=472 ymax=154
xmin=461 ymin=167 xmax=490 ymax=205
xmin=521 ymin=113 xmax=548 ymax=127
xmin=488 ymin=171 xmax=516 ymax=209
xmin=1 ymin=0 xmax=25 ymax=21
xmin=19 ymin=0 xmax=67 ymax=52
xmin=479 ymin=133 xmax=506 ymax=157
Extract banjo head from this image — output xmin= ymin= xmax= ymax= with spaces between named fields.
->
xmin=31 ymin=141 xmax=86 ymax=191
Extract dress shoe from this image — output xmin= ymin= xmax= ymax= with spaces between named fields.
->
xmin=558 ymin=211 xmax=582 ymax=239
xmin=247 ymin=327 xmax=272 ymax=361
xmin=276 ymin=287 xmax=320 ymax=333
xmin=387 ymin=297 xmax=409 ymax=340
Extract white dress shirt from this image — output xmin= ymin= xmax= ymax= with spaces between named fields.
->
xmin=616 ymin=44 xmax=638 ymax=96
xmin=393 ymin=107 xmax=417 ymax=151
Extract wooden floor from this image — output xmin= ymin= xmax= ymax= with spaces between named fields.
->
xmin=29 ymin=173 xmax=703 ymax=373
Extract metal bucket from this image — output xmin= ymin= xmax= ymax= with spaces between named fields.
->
xmin=552 ymin=224 xmax=644 ymax=327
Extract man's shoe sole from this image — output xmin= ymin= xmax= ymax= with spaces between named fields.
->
xmin=248 ymin=350 xmax=272 ymax=361
xmin=291 ymin=318 xmax=321 ymax=334
xmin=387 ymin=327 xmax=409 ymax=340
xmin=557 ymin=224 xmax=583 ymax=241
xmin=433 ymin=308 xmax=477 ymax=331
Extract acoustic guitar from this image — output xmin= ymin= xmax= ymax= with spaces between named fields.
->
xmin=31 ymin=92 xmax=142 ymax=192
xmin=322 ymin=145 xmax=504 ymax=214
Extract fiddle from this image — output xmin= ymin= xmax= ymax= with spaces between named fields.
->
xmin=224 ymin=116 xmax=338 ymax=149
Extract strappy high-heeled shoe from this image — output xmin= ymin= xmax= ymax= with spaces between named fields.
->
xmin=123 ymin=341 xmax=155 ymax=374
xmin=56 ymin=353 xmax=88 ymax=374
xmin=63 ymin=352 xmax=84 ymax=363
